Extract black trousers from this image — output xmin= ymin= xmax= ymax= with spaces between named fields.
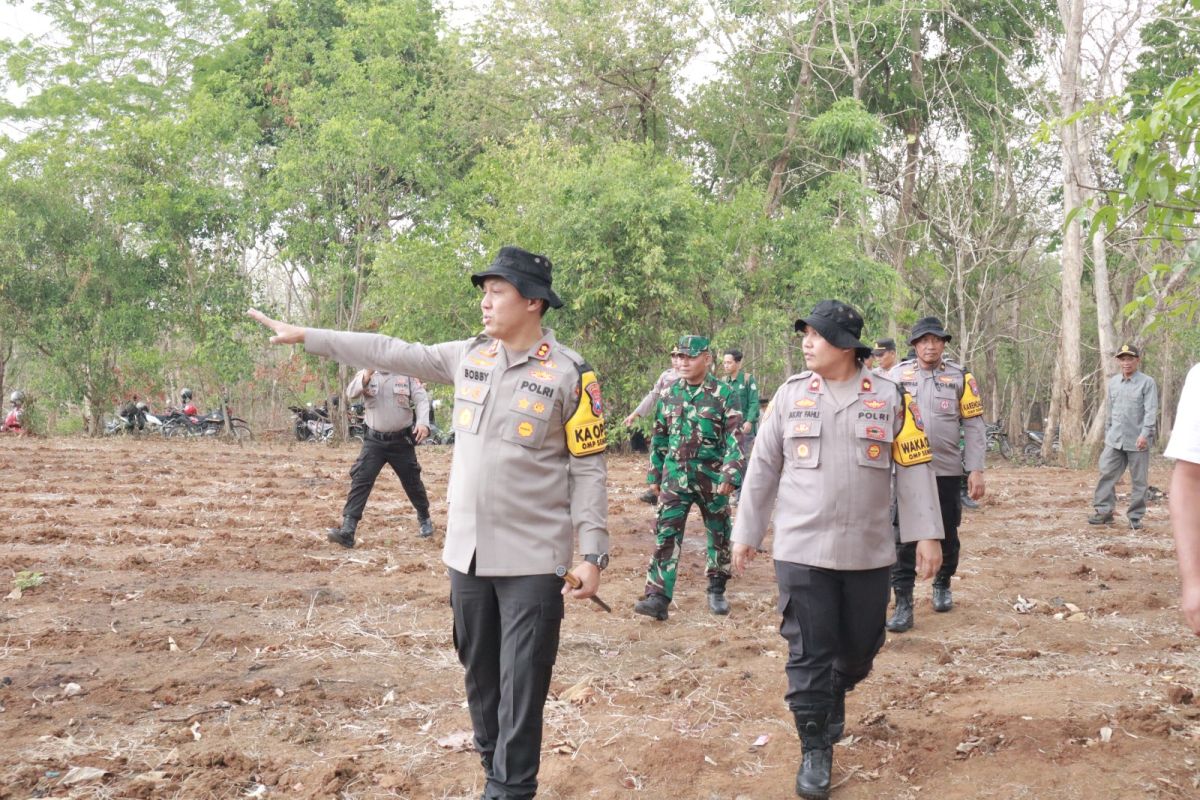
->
xmin=775 ymin=561 xmax=890 ymax=713
xmin=450 ymin=568 xmax=563 ymax=800
xmin=340 ymin=430 xmax=430 ymax=522
xmin=891 ymin=475 xmax=962 ymax=592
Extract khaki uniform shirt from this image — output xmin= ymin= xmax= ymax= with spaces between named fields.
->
xmin=732 ymin=367 xmax=943 ymax=570
xmin=633 ymin=368 xmax=680 ymax=418
xmin=307 ymin=328 xmax=608 ymax=577
xmin=1103 ymin=370 xmax=1158 ymax=450
xmin=889 ymin=358 xmax=986 ymax=476
xmin=346 ymin=370 xmax=430 ymax=433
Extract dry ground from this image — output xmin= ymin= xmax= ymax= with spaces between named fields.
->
xmin=1 ymin=437 xmax=1198 ymax=799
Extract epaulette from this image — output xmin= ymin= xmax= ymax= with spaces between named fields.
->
xmin=555 ymin=343 xmax=587 ymax=369
xmin=782 ymin=370 xmax=814 ymax=385
xmin=942 ymin=358 xmax=968 ymax=374
xmin=870 ymin=370 xmax=901 ymax=388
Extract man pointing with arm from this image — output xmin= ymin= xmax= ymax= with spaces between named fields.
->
xmin=249 ymin=245 xmax=609 ymax=800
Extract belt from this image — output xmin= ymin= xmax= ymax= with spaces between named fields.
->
xmin=367 ymin=426 xmax=412 ymax=442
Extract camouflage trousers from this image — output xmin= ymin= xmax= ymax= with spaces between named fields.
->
xmin=643 ymin=482 xmax=732 ymax=600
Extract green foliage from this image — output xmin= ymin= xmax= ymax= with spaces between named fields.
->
xmin=807 ymin=98 xmax=883 ymax=159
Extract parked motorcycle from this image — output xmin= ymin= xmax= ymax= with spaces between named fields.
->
xmin=104 ymin=401 xmax=164 ymax=436
xmin=162 ymin=398 xmax=252 ymax=440
xmin=289 ymin=400 xmax=365 ymax=443
xmin=1023 ymin=428 xmax=1061 ymax=463
xmin=986 ymin=419 xmax=1013 ymax=459
xmin=290 ymin=403 xmax=334 ymax=442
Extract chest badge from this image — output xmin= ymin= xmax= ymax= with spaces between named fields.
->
xmin=796 ymin=443 xmax=810 ymax=458
xmin=795 ymin=398 xmax=817 ymax=408
xmin=866 ymin=425 xmax=886 ymax=440
xmin=517 ymin=421 xmax=535 ymax=438
xmin=866 ymin=443 xmax=882 ymax=460
xmin=863 ymin=399 xmax=886 ymax=410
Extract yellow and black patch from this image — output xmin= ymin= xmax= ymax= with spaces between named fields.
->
xmin=892 ymin=393 xmax=933 ymax=466
xmin=959 ymin=372 xmax=984 ymax=419
xmin=565 ymin=365 xmax=607 ymax=457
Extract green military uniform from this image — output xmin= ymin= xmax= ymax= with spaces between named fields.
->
xmin=722 ymin=370 xmax=761 ymax=435
xmin=641 ymin=336 xmax=747 ymax=611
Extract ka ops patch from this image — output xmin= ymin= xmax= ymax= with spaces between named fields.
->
xmin=565 ymin=365 xmax=606 ymax=457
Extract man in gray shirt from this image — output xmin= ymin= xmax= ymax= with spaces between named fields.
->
xmin=249 ymin=246 xmax=608 ymax=800
xmin=1090 ymin=343 xmax=1159 ymax=530
xmin=326 ymin=369 xmax=434 ymax=547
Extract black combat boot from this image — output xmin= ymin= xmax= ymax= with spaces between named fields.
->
xmin=707 ymin=575 xmax=730 ymax=615
xmin=793 ymin=709 xmax=833 ymax=799
xmin=633 ymin=593 xmax=669 ymax=621
xmin=885 ymin=590 xmax=913 ymax=632
xmin=418 ymin=515 xmax=434 ymax=538
xmin=326 ymin=516 xmax=358 ymax=549
xmin=932 ymin=581 xmax=953 ymax=612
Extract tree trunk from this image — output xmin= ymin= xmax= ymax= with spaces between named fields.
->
xmin=892 ymin=18 xmax=925 ymax=278
xmin=752 ymin=0 xmax=827 ymax=275
xmin=1050 ymin=0 xmax=1086 ymax=462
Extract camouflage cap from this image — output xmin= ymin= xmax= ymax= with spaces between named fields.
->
xmin=676 ymin=335 xmax=710 ymax=357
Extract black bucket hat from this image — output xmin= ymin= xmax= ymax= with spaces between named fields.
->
xmin=795 ymin=300 xmax=872 ymax=358
xmin=908 ymin=316 xmax=952 ymax=344
xmin=471 ymin=246 xmax=563 ymax=309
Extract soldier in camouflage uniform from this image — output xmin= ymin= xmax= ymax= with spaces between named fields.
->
xmin=634 ymin=335 xmax=747 ymax=621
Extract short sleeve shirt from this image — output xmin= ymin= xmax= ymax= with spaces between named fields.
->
xmin=1165 ymin=363 xmax=1200 ymax=464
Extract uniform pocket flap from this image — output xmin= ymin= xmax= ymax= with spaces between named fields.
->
xmin=456 ymin=381 xmax=492 ymax=404
xmin=509 ymin=391 xmax=555 ymax=421
xmin=856 ymin=420 xmax=894 ymax=443
xmin=783 ymin=418 xmax=822 ymax=438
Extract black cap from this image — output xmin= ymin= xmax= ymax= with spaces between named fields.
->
xmin=1115 ymin=343 xmax=1140 ymax=358
xmin=471 ymin=246 xmax=563 ymax=309
xmin=872 ymin=338 xmax=896 ymax=354
xmin=795 ymin=300 xmax=872 ymax=358
xmin=908 ymin=316 xmax=952 ymax=344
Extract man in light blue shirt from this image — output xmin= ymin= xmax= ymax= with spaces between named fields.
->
xmin=1090 ymin=343 xmax=1159 ymax=530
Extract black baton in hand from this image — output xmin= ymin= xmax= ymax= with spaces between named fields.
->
xmin=556 ymin=565 xmax=612 ymax=613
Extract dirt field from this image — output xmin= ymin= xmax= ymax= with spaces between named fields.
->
xmin=1 ymin=437 xmax=1198 ymax=799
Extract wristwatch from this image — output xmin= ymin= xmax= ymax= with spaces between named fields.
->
xmin=582 ymin=553 xmax=609 ymax=571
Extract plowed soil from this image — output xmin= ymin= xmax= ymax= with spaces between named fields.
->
xmin=1 ymin=437 xmax=1197 ymax=799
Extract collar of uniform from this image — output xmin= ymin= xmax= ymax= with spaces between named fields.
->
xmin=507 ymin=328 xmax=557 ymax=366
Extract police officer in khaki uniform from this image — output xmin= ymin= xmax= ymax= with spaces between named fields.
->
xmin=871 ymin=338 xmax=898 ymax=374
xmin=886 ymin=316 xmax=985 ymax=632
xmin=326 ymin=369 xmax=434 ymax=548
xmin=248 ymin=245 xmax=608 ymax=800
xmin=732 ymin=300 xmax=943 ymax=800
